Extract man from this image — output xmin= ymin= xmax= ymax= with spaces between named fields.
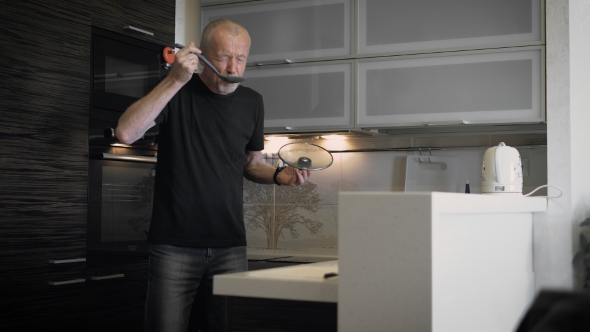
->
xmin=116 ymin=19 xmax=310 ymax=332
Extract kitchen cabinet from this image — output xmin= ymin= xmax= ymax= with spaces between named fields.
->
xmin=357 ymin=0 xmax=543 ymax=56
xmin=201 ymin=0 xmax=352 ymax=64
xmin=356 ymin=47 xmax=544 ymax=127
xmin=214 ymin=261 xmax=338 ymax=331
xmin=338 ymin=192 xmax=546 ymax=332
xmin=228 ymin=297 xmax=337 ymax=332
xmin=201 ymin=0 xmax=545 ymax=131
xmin=0 ymin=0 xmax=90 ymax=330
xmin=242 ymin=60 xmax=354 ymax=132
xmin=0 ymin=0 xmax=174 ymax=330
xmin=85 ymin=258 xmax=149 ymax=332
xmin=91 ymin=0 xmax=175 ymax=46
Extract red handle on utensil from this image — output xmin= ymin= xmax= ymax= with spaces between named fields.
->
xmin=162 ymin=46 xmax=175 ymax=64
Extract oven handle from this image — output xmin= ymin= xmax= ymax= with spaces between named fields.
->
xmin=94 ymin=153 xmax=157 ymax=164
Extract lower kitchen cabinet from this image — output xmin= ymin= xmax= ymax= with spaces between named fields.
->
xmin=1 ymin=277 xmax=86 ymax=332
xmin=228 ymin=297 xmax=337 ymax=332
xmin=85 ymin=258 xmax=149 ymax=332
xmin=0 ymin=259 xmax=87 ymax=331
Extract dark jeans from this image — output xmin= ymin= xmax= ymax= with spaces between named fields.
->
xmin=145 ymin=244 xmax=248 ymax=332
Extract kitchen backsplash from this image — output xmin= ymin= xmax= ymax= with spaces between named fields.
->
xmin=244 ymin=146 xmax=548 ymax=259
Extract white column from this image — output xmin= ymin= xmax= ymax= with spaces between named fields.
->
xmin=175 ymin=0 xmax=200 ymax=46
xmin=541 ymin=0 xmax=590 ymax=290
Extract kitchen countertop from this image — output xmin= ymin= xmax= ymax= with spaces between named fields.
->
xmin=213 ymin=260 xmax=338 ymax=303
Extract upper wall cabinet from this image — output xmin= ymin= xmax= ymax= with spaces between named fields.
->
xmin=201 ymin=0 xmax=352 ymax=64
xmin=242 ymin=61 xmax=353 ymax=132
xmin=356 ymin=47 xmax=544 ymax=127
xmin=357 ymin=0 xmax=542 ymax=56
xmin=92 ymin=0 xmax=175 ymax=46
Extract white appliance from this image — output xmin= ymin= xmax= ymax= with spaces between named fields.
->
xmin=481 ymin=142 xmax=523 ymax=194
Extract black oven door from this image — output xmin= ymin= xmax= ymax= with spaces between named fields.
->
xmin=88 ymin=153 xmax=156 ymax=255
xmin=91 ymin=27 xmax=165 ymax=115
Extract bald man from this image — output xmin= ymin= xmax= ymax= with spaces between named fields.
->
xmin=116 ymin=19 xmax=310 ymax=332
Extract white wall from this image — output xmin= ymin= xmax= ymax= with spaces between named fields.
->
xmin=568 ymin=0 xmax=590 ymax=288
xmin=175 ymin=0 xmax=200 ymax=46
xmin=541 ymin=0 xmax=590 ymax=290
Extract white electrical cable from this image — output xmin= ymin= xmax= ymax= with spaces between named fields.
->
xmin=524 ymin=185 xmax=563 ymax=198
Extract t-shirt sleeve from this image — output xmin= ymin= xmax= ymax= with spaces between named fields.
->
xmin=246 ymin=94 xmax=265 ymax=151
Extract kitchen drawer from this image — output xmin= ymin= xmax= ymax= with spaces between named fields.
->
xmin=1 ymin=264 xmax=86 ymax=331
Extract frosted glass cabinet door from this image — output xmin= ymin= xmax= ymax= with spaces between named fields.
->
xmin=357 ymin=49 xmax=543 ymax=127
xmin=242 ymin=61 xmax=353 ymax=131
xmin=358 ymin=0 xmax=542 ymax=55
xmin=201 ymin=0 xmax=351 ymax=64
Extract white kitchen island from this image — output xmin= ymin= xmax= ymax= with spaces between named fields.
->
xmin=213 ymin=260 xmax=338 ymax=331
xmin=338 ymin=192 xmax=547 ymax=332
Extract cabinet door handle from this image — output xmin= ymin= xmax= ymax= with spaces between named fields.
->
xmin=254 ymin=59 xmax=293 ymax=66
xmin=424 ymin=120 xmax=469 ymax=126
xmin=48 ymin=258 xmax=86 ymax=264
xmin=123 ymin=25 xmax=155 ymax=37
xmin=48 ymin=279 xmax=85 ymax=286
xmin=90 ymin=274 xmax=125 ymax=281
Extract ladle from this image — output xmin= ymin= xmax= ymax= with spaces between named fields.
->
xmin=174 ymin=43 xmax=245 ymax=83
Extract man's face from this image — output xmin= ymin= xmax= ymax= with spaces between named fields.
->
xmin=202 ymin=30 xmax=249 ymax=94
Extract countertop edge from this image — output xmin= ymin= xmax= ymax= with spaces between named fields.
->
xmin=213 ymin=260 xmax=338 ymax=303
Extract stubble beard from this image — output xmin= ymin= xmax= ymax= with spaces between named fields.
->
xmin=215 ymin=79 xmax=239 ymax=94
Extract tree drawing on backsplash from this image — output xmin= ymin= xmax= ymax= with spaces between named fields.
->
xmin=243 ymin=179 xmax=323 ymax=249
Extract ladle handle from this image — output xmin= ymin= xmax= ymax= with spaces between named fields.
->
xmin=174 ymin=43 xmax=224 ymax=78
xmin=195 ymin=53 xmax=221 ymax=76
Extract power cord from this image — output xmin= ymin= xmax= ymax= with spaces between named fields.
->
xmin=524 ymin=185 xmax=563 ymax=198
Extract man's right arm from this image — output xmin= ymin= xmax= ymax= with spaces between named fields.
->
xmin=116 ymin=42 xmax=202 ymax=144
xmin=115 ymin=76 xmax=183 ymax=144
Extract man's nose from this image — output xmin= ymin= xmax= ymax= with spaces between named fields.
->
xmin=226 ymin=57 xmax=238 ymax=74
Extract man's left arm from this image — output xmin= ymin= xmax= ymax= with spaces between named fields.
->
xmin=243 ymin=150 xmax=310 ymax=186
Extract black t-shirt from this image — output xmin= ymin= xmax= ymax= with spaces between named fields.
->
xmin=148 ymin=75 xmax=265 ymax=247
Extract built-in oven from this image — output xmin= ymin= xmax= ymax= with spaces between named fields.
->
xmin=88 ymin=119 xmax=158 ymax=256
xmin=90 ymin=26 xmax=169 ymax=122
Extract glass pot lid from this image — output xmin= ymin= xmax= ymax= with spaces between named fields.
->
xmin=277 ymin=143 xmax=333 ymax=171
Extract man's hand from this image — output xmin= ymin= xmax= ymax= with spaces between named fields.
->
xmin=170 ymin=42 xmax=201 ymax=84
xmin=276 ymin=166 xmax=311 ymax=187
xmin=243 ymin=150 xmax=311 ymax=186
